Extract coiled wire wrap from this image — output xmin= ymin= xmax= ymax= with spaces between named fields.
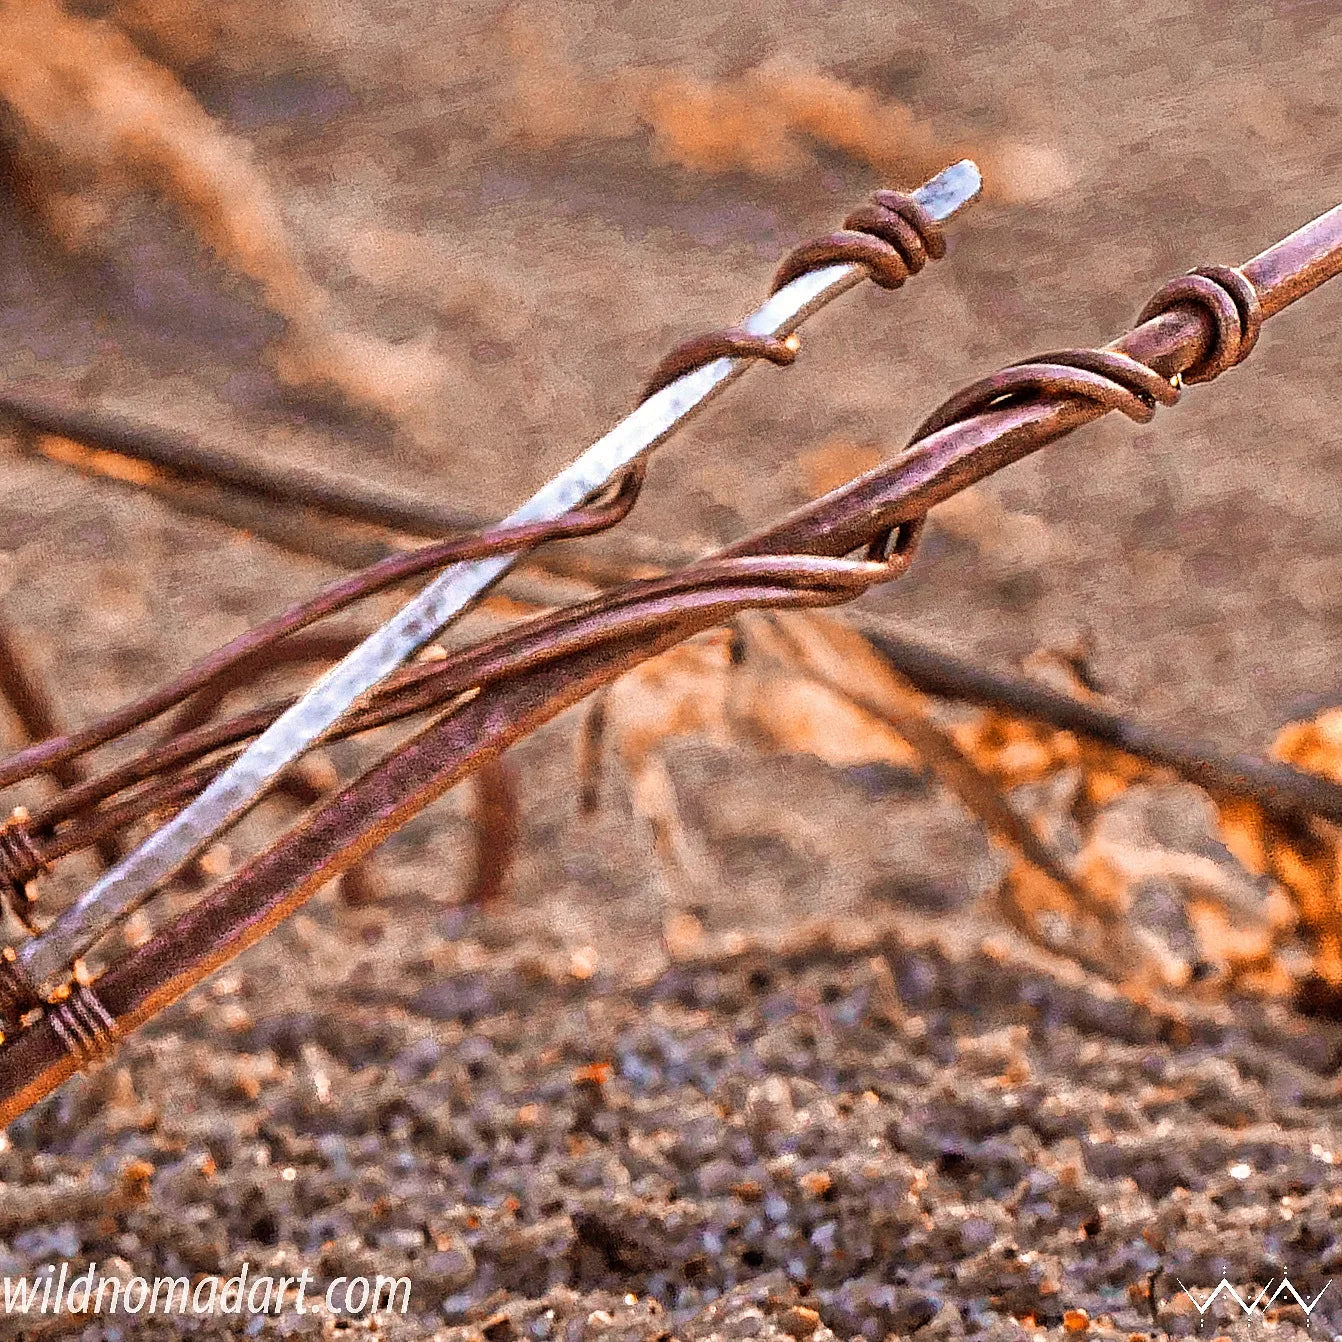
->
xmin=909 ymin=265 xmax=1261 ymax=448
xmin=634 ymin=189 xmax=947 ymax=487
xmin=0 ymin=812 xmax=44 ymax=931
xmin=1137 ymin=264 xmax=1262 ymax=383
xmin=863 ymin=263 xmax=1267 ymax=562
xmin=47 ymin=983 xmax=117 ymax=1071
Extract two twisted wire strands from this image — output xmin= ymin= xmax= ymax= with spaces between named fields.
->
xmin=2 ymin=182 xmax=1340 ymax=1119
xmin=888 ymin=263 xmax=1263 ymax=555
xmin=788 ymin=262 xmax=1264 ymax=578
xmin=3 ymin=246 xmax=1291 ymax=1088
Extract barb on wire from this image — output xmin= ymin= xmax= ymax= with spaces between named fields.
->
xmin=4 ymin=162 xmax=982 ymax=1011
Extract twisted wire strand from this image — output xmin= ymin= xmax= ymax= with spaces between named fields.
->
xmin=912 ymin=264 xmax=1259 ymax=451
xmin=0 ymin=269 xmax=1284 ymax=919
xmin=0 ymin=483 xmax=647 ymax=931
xmin=0 ymin=325 xmax=1175 ymax=938
xmin=0 ymin=473 xmax=647 ymax=792
xmin=624 ymin=190 xmax=946 ymax=514
xmin=835 ymin=263 xmax=1265 ymax=559
xmin=643 ymin=191 xmax=944 ymax=396
xmin=16 ymin=554 xmax=913 ymax=875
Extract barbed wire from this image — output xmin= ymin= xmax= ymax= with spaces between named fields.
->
xmin=5 ymin=168 xmax=978 ymax=1012
xmin=16 ymin=380 xmax=1342 ymax=829
xmin=0 ymin=168 xmax=973 ymax=1039
xmin=0 ymin=179 xmax=1338 ymax=1123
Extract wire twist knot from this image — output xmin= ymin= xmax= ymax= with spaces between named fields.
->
xmin=47 ymin=982 xmax=118 ymax=1071
xmin=1137 ymin=264 xmax=1263 ymax=384
xmin=909 ymin=348 xmax=1182 ymax=444
xmin=772 ymin=189 xmax=947 ymax=292
xmin=845 ymin=264 xmax=1266 ymax=574
xmin=0 ymin=810 xmax=45 ymax=928
xmin=644 ymin=189 xmax=947 ymax=402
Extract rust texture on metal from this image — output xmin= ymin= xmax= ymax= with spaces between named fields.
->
xmin=0 ymin=184 xmax=1340 ymax=1124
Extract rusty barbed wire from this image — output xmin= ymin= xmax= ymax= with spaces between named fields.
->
xmin=9 ymin=173 xmax=976 ymax=1011
xmin=0 ymin=177 xmax=964 ymax=1028
xmin=0 ymin=185 xmax=951 ymax=856
xmin=0 ymin=186 xmax=1339 ymax=1123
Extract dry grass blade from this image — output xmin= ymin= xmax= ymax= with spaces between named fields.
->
xmin=0 ymin=619 xmax=77 ymax=791
xmin=0 ymin=1 xmax=438 ymax=419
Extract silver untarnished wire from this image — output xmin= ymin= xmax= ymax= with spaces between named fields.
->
xmin=48 ymin=982 xmax=118 ymax=1071
xmin=15 ymin=160 xmax=983 ymax=1002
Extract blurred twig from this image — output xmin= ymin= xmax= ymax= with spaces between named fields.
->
xmin=0 ymin=618 xmax=78 ymax=790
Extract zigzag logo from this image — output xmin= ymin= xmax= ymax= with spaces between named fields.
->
xmin=1176 ymin=1277 xmax=1332 ymax=1319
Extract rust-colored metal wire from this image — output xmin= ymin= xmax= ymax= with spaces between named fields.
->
xmin=0 ymin=185 xmax=944 ymax=793
xmin=17 ymin=381 xmax=1342 ymax=829
xmin=0 ymin=186 xmax=956 ymax=1031
xmin=0 ymin=190 xmax=1339 ymax=1124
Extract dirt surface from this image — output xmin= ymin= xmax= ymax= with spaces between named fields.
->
xmin=10 ymin=909 xmax=1342 ymax=1340
xmin=1 ymin=1 xmax=1342 ymax=1338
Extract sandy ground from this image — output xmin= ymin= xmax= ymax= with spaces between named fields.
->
xmin=1 ymin=0 xmax=1342 ymax=1337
